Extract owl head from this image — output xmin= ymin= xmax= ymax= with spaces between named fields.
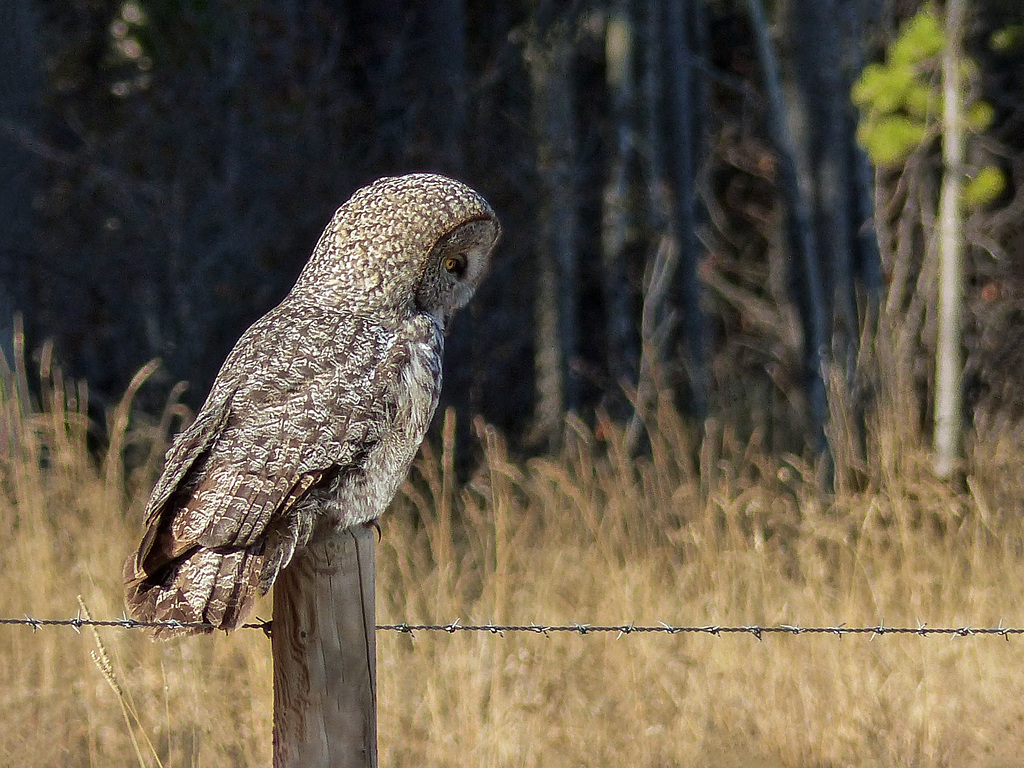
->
xmin=413 ymin=216 xmax=498 ymax=328
xmin=294 ymin=174 xmax=500 ymax=329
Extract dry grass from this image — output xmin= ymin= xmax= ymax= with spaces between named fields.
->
xmin=4 ymin=330 xmax=1024 ymax=767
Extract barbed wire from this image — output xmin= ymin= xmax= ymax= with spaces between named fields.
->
xmin=1 ymin=614 xmax=1021 ymax=640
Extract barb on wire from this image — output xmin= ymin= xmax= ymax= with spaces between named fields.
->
xmin=0 ymin=615 xmax=215 ymax=631
xmin=3 ymin=615 xmax=1024 ymax=639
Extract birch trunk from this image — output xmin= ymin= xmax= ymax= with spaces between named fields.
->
xmin=933 ymin=0 xmax=966 ymax=478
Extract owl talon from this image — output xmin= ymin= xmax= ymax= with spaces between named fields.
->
xmin=363 ymin=518 xmax=382 ymax=541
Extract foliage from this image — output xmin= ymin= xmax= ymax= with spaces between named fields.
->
xmin=989 ymin=23 xmax=1024 ymax=52
xmin=0 ymin=1 xmax=1017 ymax=455
xmin=852 ymin=6 xmax=1005 ymax=209
xmin=852 ymin=8 xmax=943 ymax=166
xmin=963 ymin=162 xmax=1006 ymax=208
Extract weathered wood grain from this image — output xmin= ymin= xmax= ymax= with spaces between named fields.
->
xmin=272 ymin=526 xmax=377 ymax=768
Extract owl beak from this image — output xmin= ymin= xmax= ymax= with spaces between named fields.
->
xmin=427 ymin=307 xmax=453 ymax=336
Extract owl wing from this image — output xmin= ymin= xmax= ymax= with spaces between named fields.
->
xmin=124 ymin=301 xmax=409 ymax=632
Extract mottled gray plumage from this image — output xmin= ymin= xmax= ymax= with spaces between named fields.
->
xmin=124 ymin=174 xmax=500 ymax=636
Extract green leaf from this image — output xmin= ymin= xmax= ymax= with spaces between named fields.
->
xmin=859 ymin=115 xmax=928 ymax=166
xmin=966 ymin=101 xmax=995 ymax=133
xmin=959 ymin=58 xmax=981 ymax=83
xmin=891 ymin=9 xmax=945 ymax=66
xmin=990 ymin=25 xmax=1024 ymax=52
xmin=903 ymin=80 xmax=937 ymax=119
xmin=852 ymin=63 xmax=886 ymax=109
xmin=963 ymin=165 xmax=1006 ymax=208
xmin=852 ymin=63 xmax=916 ymax=115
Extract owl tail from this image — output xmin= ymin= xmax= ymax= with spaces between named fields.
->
xmin=123 ymin=546 xmax=263 ymax=638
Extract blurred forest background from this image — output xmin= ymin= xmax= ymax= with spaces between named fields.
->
xmin=5 ymin=2 xmax=1024 ymax=764
xmin=0 ymin=0 xmax=1022 ymax=460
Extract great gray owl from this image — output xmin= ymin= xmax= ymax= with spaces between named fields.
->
xmin=124 ymin=173 xmax=500 ymax=636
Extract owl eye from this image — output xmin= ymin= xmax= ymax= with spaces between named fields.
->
xmin=443 ymin=253 xmax=468 ymax=276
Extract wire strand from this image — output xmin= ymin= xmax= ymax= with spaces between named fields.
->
xmin=0 ymin=615 xmax=1018 ymax=640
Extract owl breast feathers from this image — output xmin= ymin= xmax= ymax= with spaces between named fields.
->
xmin=124 ymin=174 xmax=500 ymax=636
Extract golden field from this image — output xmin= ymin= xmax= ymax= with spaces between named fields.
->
xmin=4 ymin=333 xmax=1024 ymax=767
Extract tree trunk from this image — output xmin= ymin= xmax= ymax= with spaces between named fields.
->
xmin=423 ymin=0 xmax=473 ymax=449
xmin=933 ymin=0 xmax=966 ymax=479
xmin=641 ymin=0 xmax=671 ymax=238
xmin=0 ymin=0 xmax=42 ymax=362
xmin=526 ymin=8 xmax=582 ymax=443
xmin=745 ymin=0 xmax=830 ymax=449
xmin=665 ymin=0 xmax=711 ymax=417
xmin=601 ymin=0 xmax=639 ymax=418
xmin=423 ymin=0 xmax=467 ymax=174
xmin=784 ymin=0 xmax=857 ymax=370
xmin=626 ymin=0 xmax=677 ymax=447
xmin=348 ymin=0 xmax=408 ymax=166
xmin=838 ymin=0 xmax=883 ymax=304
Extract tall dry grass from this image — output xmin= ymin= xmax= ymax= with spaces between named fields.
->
xmin=3 ymin=323 xmax=1024 ymax=766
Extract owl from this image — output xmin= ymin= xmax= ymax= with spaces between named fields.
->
xmin=123 ymin=173 xmax=500 ymax=636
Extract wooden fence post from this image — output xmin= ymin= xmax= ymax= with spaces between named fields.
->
xmin=272 ymin=525 xmax=377 ymax=768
